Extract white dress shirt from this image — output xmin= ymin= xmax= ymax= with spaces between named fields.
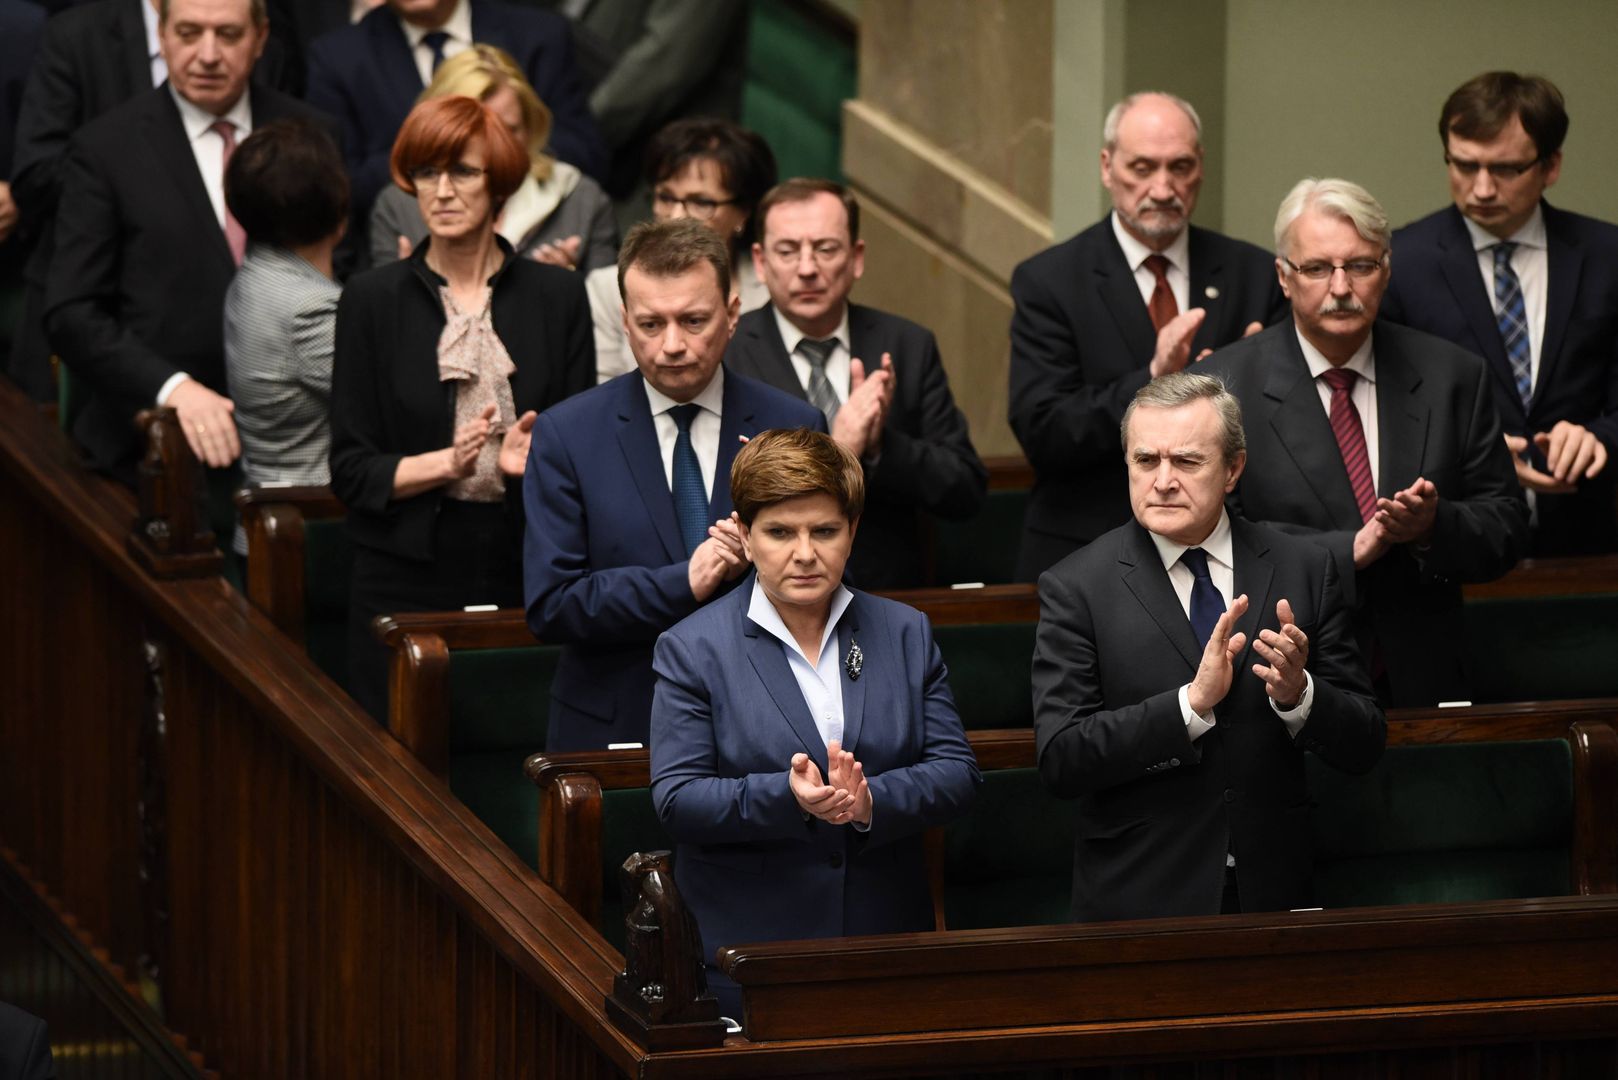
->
xmin=142 ymin=0 xmax=168 ymax=88
xmin=774 ymin=304 xmax=853 ymax=402
xmin=643 ymin=365 xmax=724 ymax=499
xmin=398 ymin=0 xmax=473 ymax=86
xmin=1297 ymin=328 xmax=1380 ymax=487
xmin=747 ymin=578 xmax=854 ymax=748
xmin=1112 ymin=211 xmax=1191 ymax=317
xmin=1465 ymin=206 xmax=1548 ymax=392
xmin=1146 ymin=509 xmax=1314 ymax=740
xmin=156 ymin=85 xmax=253 ymax=405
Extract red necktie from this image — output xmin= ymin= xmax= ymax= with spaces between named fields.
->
xmin=1144 ymin=253 xmax=1178 ymax=332
xmin=1320 ymin=367 xmax=1377 ymax=523
xmin=210 ymin=120 xmax=247 ymax=267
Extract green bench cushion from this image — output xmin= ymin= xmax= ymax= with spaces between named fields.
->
xmin=932 ymin=490 xmax=1029 ymax=587
xmin=1463 ymin=594 xmax=1618 ymax=702
xmin=446 ymin=645 xmax=558 ymax=751
xmin=449 ymin=749 xmax=540 ymax=872
xmin=742 ymin=0 xmax=855 ymax=182
xmin=302 ymin=516 xmax=353 ymax=682
xmin=942 ymin=767 xmax=1078 ymax=930
xmin=1309 ymin=738 xmax=1572 ymax=907
xmin=933 ymin=622 xmax=1036 ymax=729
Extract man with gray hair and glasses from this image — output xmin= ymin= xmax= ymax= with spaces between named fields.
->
xmin=1200 ymin=178 xmax=1528 ymax=708
xmin=1009 ymin=91 xmax=1287 ymax=580
xmin=1034 ymin=370 xmax=1383 ymax=921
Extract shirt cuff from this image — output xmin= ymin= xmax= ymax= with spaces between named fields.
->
xmin=1178 ymin=683 xmax=1216 ymax=741
xmin=1269 ymin=670 xmax=1314 ymax=737
xmin=156 ymin=371 xmax=191 ymax=406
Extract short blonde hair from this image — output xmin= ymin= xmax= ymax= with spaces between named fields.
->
xmin=730 ymin=428 xmax=864 ymax=526
xmin=420 ymin=44 xmax=553 ymax=182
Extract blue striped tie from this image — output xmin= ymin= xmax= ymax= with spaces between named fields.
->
xmin=1492 ymin=242 xmax=1533 ymax=410
xmin=669 ymin=404 xmax=707 ymax=556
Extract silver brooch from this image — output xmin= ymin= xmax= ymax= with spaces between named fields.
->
xmin=845 ymin=641 xmax=863 ymax=681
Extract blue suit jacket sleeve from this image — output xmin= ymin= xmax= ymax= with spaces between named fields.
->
xmin=521 ymin=408 xmax=700 ymax=644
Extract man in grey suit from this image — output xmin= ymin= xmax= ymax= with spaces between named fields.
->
xmin=1034 ymin=371 xmax=1383 ymax=921
xmin=1200 ymin=178 xmax=1529 ymax=707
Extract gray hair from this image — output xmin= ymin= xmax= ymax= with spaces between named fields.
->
xmin=1273 ymin=177 xmax=1390 ymax=259
xmin=1103 ymin=92 xmax=1203 ymax=152
xmin=1121 ymin=372 xmax=1246 ymax=464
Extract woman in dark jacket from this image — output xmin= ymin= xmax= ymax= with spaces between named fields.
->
xmin=330 ymin=95 xmax=594 ymax=721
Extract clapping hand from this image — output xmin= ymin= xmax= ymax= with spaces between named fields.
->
xmin=1185 ymin=593 xmax=1249 ymax=716
xmin=1251 ymin=598 xmax=1309 ymax=709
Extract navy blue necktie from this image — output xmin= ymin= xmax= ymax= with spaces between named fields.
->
xmin=421 ymin=30 xmax=450 ymax=74
xmin=1180 ymin=547 xmax=1225 ymax=651
xmin=1492 ymin=241 xmax=1533 ymax=411
xmin=669 ymin=404 xmax=707 ymax=556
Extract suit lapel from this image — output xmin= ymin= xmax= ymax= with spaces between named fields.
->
xmin=1437 ymin=207 xmax=1520 ymax=412
xmin=1372 ymin=328 xmax=1430 ymax=493
xmin=1095 ymin=229 xmax=1158 ymax=362
xmin=373 ymin=7 xmax=427 ymax=96
xmin=615 ymin=379 xmax=685 ymax=563
xmin=711 ymin=374 xmax=748 ymax=520
xmin=144 ymin=92 xmax=234 ymax=273
xmin=1186 ymin=228 xmax=1228 ymax=354
xmin=835 ymin=599 xmax=865 ymax=754
xmin=1538 ymin=203 xmax=1580 ymax=414
xmin=743 ymin=615 xmax=829 ymax=773
xmin=1228 ymin=520 xmax=1273 ymax=681
xmin=732 ymin=308 xmax=806 ymax=399
xmin=1262 ymin=328 xmax=1363 ymax=525
xmin=1119 ymin=524 xmax=1202 ymax=673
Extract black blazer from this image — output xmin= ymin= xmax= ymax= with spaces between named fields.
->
xmin=724 ymin=303 xmax=987 ymax=589
xmin=1033 ymin=516 xmax=1384 ymax=922
xmin=1199 ymin=319 xmax=1530 ymax=707
xmin=305 ymin=0 xmax=606 ymax=212
xmin=0 ymin=1002 xmax=53 ymax=1080
xmin=42 ymin=83 xmax=324 ymax=473
xmin=1008 ymin=217 xmax=1288 ymax=578
xmin=329 ymin=238 xmax=595 ymax=562
xmin=1381 ymin=202 xmax=1618 ymax=554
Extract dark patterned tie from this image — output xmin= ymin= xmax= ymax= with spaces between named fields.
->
xmin=669 ymin=404 xmax=707 ymax=556
xmin=798 ymin=337 xmax=841 ymax=425
xmin=209 ymin=120 xmax=246 ymax=267
xmin=421 ymin=30 xmax=450 ymax=74
xmin=1179 ymin=547 xmax=1224 ymax=650
xmin=1145 ymin=253 xmax=1178 ymax=332
xmin=1492 ymin=242 xmax=1533 ymax=410
xmin=1320 ymin=367 xmax=1378 ymax=524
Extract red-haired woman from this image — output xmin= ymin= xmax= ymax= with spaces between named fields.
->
xmin=330 ymin=95 xmax=595 ymax=722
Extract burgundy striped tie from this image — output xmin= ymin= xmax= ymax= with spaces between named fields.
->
xmin=1320 ymin=367 xmax=1377 ymax=524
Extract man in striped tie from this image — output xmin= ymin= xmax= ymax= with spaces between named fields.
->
xmin=1380 ymin=72 xmax=1618 ymax=556
xmin=1200 ymin=178 xmax=1529 ymax=707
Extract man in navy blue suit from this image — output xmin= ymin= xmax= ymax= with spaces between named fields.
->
xmin=523 ymin=219 xmax=824 ymax=751
xmin=1381 ymin=72 xmax=1618 ymax=555
xmin=306 ymin=0 xmax=605 ymax=214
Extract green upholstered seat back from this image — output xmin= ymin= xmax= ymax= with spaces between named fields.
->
xmin=1310 ymin=738 xmax=1572 ymax=907
xmin=301 ymin=516 xmax=353 ymax=683
xmin=742 ymin=0 xmax=855 ymax=181
xmin=932 ymin=490 xmax=1030 ymax=587
xmin=450 ymin=750 xmax=540 ymax=872
xmin=933 ymin=622 xmax=1036 ymax=730
xmin=597 ymin=787 xmax=674 ymax=953
xmin=942 ymin=767 xmax=1078 ymax=929
xmin=446 ymin=645 xmax=558 ymax=752
xmin=1463 ymin=595 xmax=1618 ymax=702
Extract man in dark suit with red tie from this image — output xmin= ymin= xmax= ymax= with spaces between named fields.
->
xmin=1008 ymin=91 xmax=1288 ymax=580
xmin=1380 ymin=72 xmax=1618 ymax=555
xmin=1200 ymin=178 xmax=1529 ymax=707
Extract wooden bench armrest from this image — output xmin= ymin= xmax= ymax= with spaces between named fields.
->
xmin=236 ymin=486 xmax=344 ymax=641
xmin=374 ymin=608 xmax=534 ymax=650
xmin=1463 ymin=555 xmax=1618 ymax=599
xmin=1572 ymin=719 xmax=1618 ymax=895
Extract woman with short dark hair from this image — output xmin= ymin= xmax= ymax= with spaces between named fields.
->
xmin=222 ymin=117 xmax=349 ymax=551
xmin=329 ymin=95 xmax=595 ymax=722
xmin=649 ymin=428 xmax=980 ymax=1017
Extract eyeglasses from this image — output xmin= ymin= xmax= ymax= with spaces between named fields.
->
xmin=652 ymin=190 xmax=739 ymax=221
xmin=409 ymin=163 xmax=487 ymax=189
xmin=1444 ymin=154 xmax=1544 ymax=182
xmin=1281 ymin=254 xmax=1388 ymax=282
xmin=766 ymin=241 xmax=850 ymax=266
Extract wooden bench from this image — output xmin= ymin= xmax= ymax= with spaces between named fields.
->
xmin=523 ymin=703 xmax=1618 ymax=949
xmin=235 ymin=485 xmax=349 ymax=681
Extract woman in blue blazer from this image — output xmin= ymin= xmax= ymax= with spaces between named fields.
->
xmin=649 ymin=428 xmax=980 ymax=1017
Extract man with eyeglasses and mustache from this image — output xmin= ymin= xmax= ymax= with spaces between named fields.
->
xmin=1200 ymin=179 xmax=1528 ymax=708
xmin=1008 ymin=91 xmax=1287 ymax=580
xmin=1380 ymin=72 xmax=1618 ymax=556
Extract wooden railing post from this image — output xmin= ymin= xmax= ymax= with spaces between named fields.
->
xmin=127 ymin=407 xmax=222 ymax=578
xmin=605 ymin=850 xmax=726 ymax=1050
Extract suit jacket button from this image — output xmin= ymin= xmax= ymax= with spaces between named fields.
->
xmin=1170 ymin=758 xmax=1181 ymax=767
xmin=829 ymin=853 xmax=844 ymax=868
xmin=1223 ymin=789 xmax=1236 ymax=803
